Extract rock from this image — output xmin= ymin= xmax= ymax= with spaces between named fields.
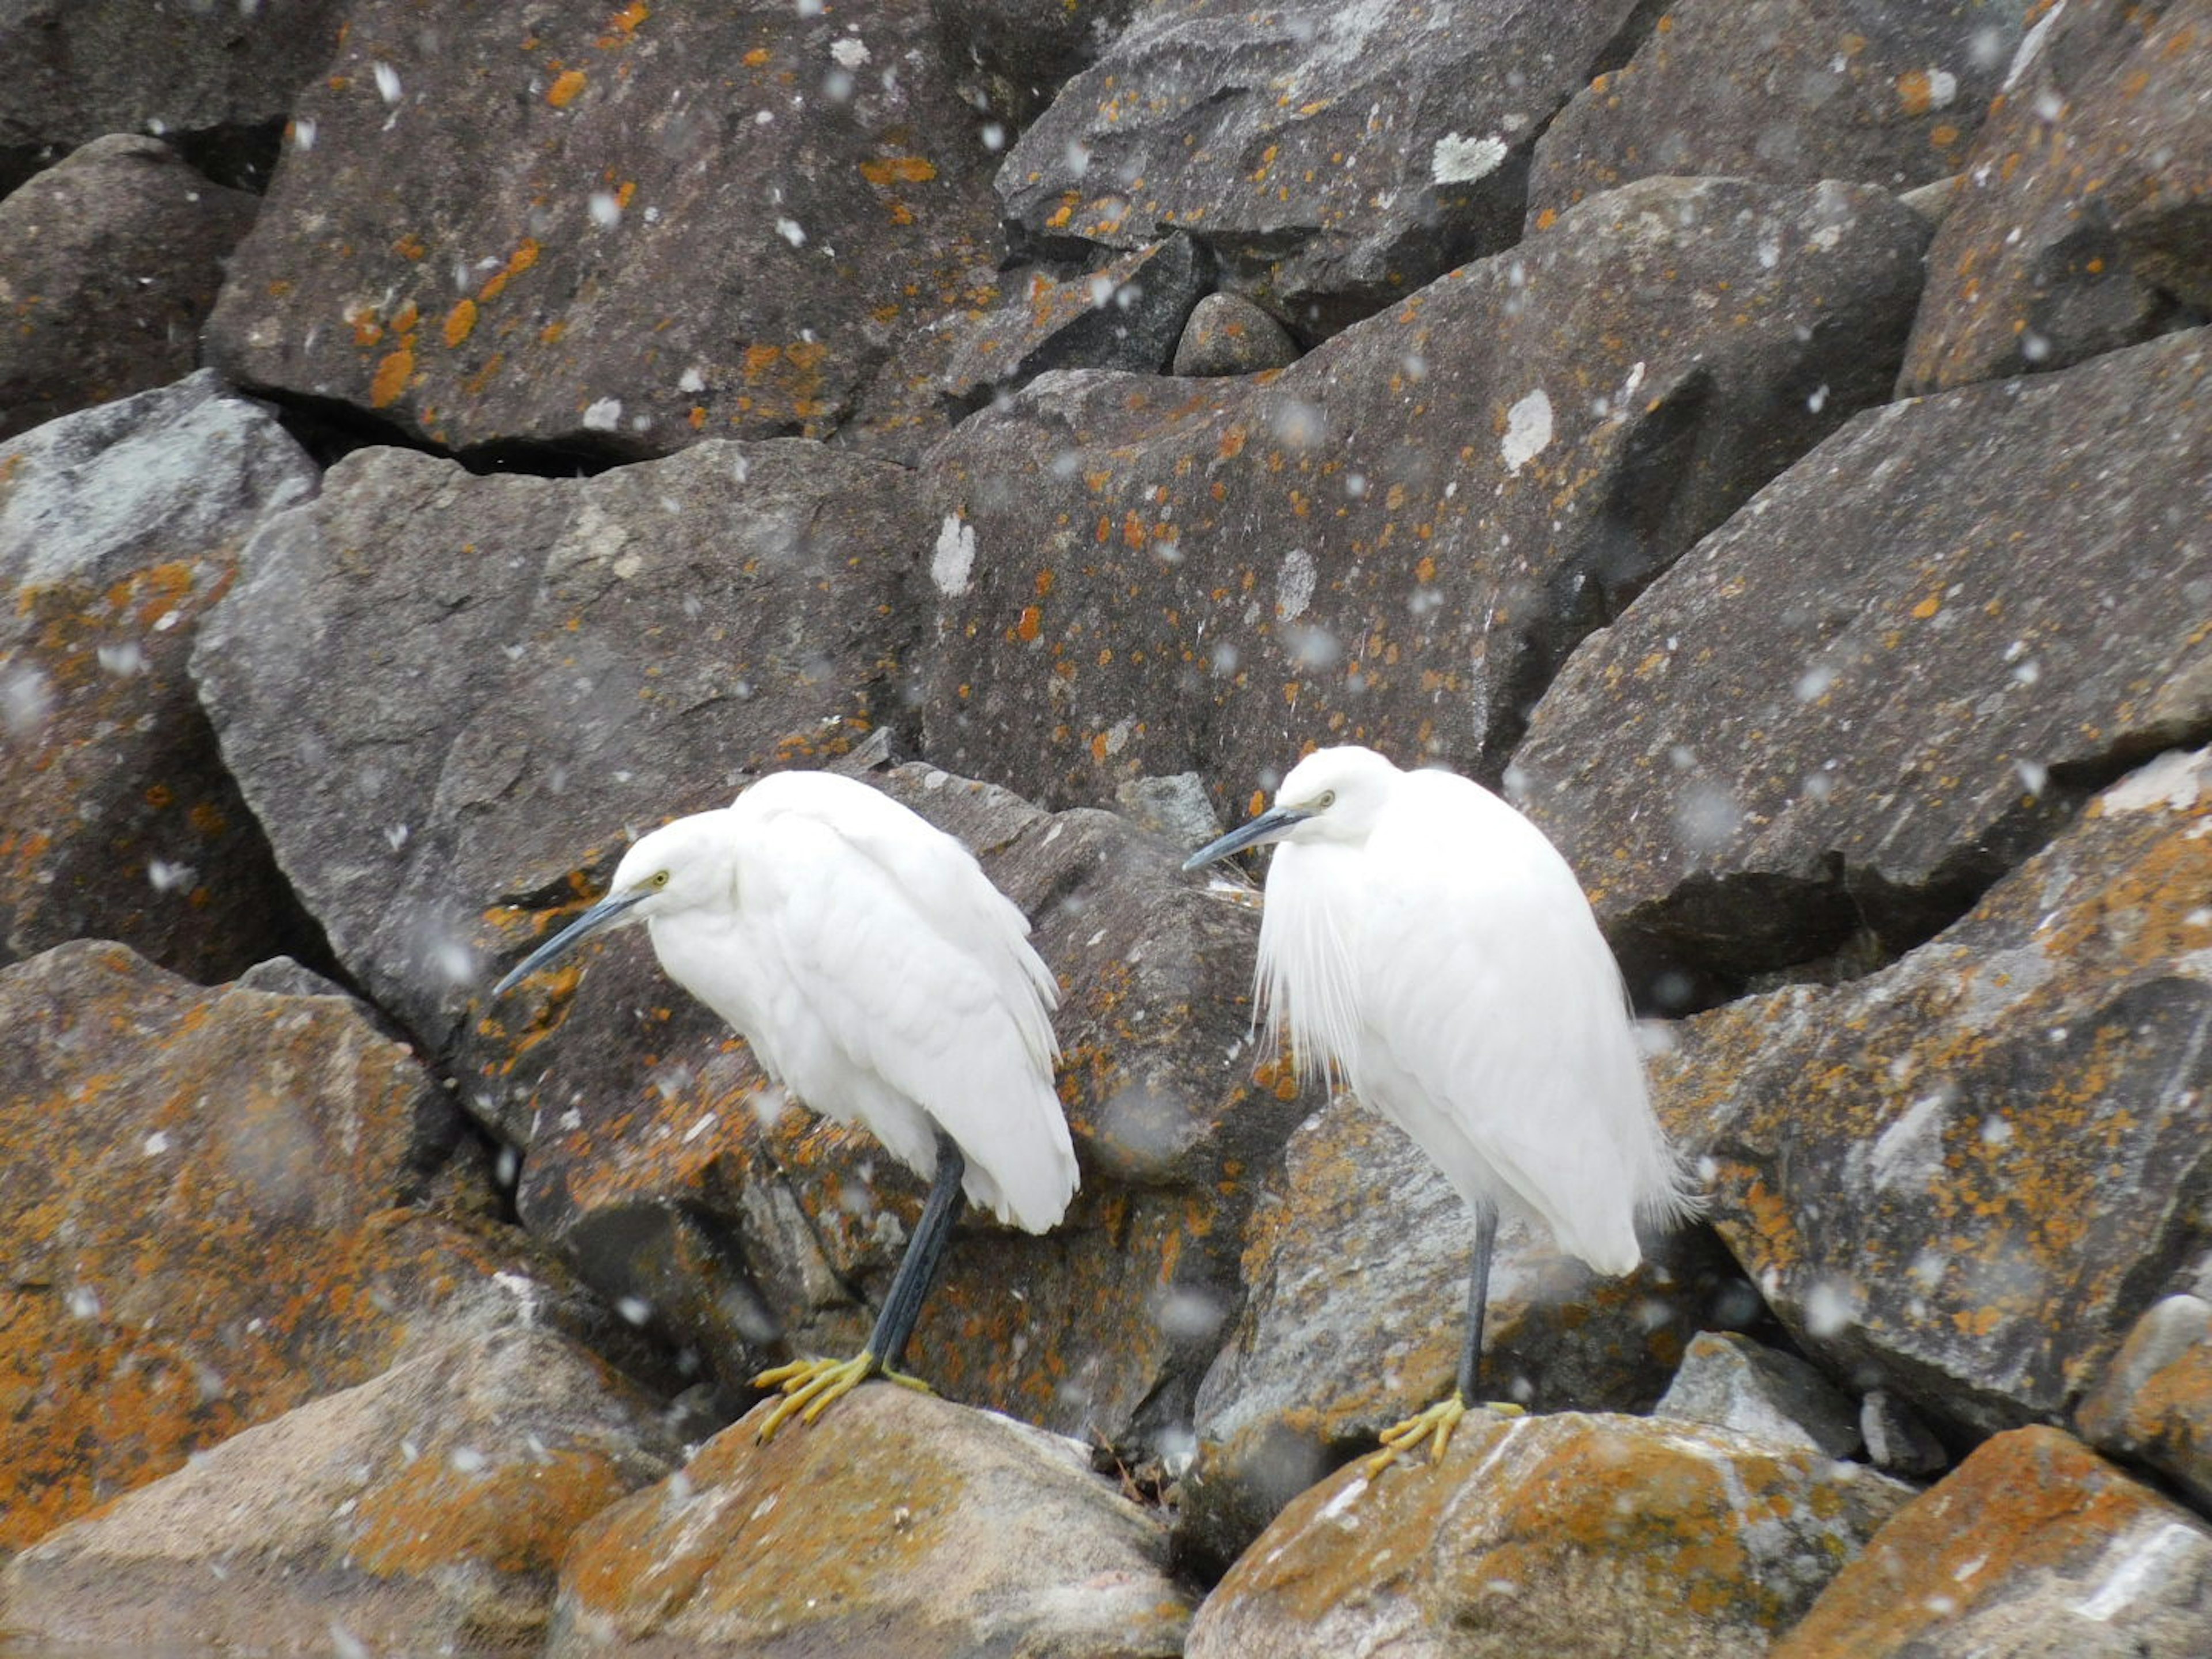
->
xmin=505 ymin=759 xmax=1296 ymax=1453
xmin=551 ymin=1384 xmax=1192 ymax=1659
xmin=203 ymin=0 xmax=1008 ymax=457
xmin=1527 ymin=0 xmax=2020 ymax=228
xmin=1187 ymin=1411 xmax=1912 ymax=1659
xmin=1899 ymin=0 xmax=2212 ymax=395
xmin=1859 ymin=1389 xmax=1948 ymax=1478
xmin=1656 ymin=1331 xmax=1862 ymax=1460
xmin=2078 ymin=1293 xmax=2212 ymax=1510
xmin=1171 ymin=293 xmax=1300 ymax=377
xmin=0 ymin=0 xmax=348 ymax=194
xmin=1514 ymin=326 xmax=2212 ymax=1008
xmin=1113 ymin=771 xmax=1223 ymax=844
xmin=1179 ymin=1093 xmax=1730 ymax=1569
xmin=843 ymin=235 xmax=1211 ymax=464
xmin=1650 ymin=748 xmax=2212 ymax=1435
xmin=0 ymin=135 xmax=259 ymax=440
xmin=998 ymin=0 xmax=1659 ymax=338
xmin=0 ymin=1328 xmax=680 ymax=1653
xmin=0 ymin=940 xmax=625 ymax=1553
xmin=930 ymin=0 xmax=1145 ymax=127
xmin=0 ymin=370 xmax=322 ymax=983
xmin=923 ymin=173 xmax=1930 ymax=809
xmin=1771 ymin=1426 xmax=2212 ymax=1659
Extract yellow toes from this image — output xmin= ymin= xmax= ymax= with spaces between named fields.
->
xmin=748 ymin=1351 xmax=939 ymax=1442
xmin=1363 ymin=1394 xmax=1524 ymax=1476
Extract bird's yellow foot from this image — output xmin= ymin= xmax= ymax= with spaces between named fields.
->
xmin=750 ymin=1350 xmax=934 ymax=1442
xmin=1362 ymin=1392 xmax=1525 ymax=1476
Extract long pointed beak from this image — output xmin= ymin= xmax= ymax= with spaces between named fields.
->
xmin=493 ymin=891 xmax=645 ymax=995
xmin=1183 ymin=804 xmax=1313 ymax=872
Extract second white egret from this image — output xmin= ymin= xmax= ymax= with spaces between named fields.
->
xmin=496 ymin=769 xmax=1076 ymax=1439
xmin=1184 ymin=745 xmax=1696 ymax=1468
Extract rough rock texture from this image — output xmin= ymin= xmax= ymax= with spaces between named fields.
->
xmin=1654 ymin=1331 xmax=1862 ymax=1460
xmin=1172 ymin=291 xmax=1300 ymax=376
xmin=1516 ymin=326 xmax=2212 ymax=1007
xmin=1187 ymin=1411 xmax=1911 ymax=1659
xmin=0 ymin=135 xmax=259 ymax=441
xmin=930 ymin=0 xmax=1144 ymax=126
xmin=925 ymin=174 xmax=1930 ymax=810
xmin=503 ymin=760 xmax=1297 ymax=1451
xmin=1527 ymin=0 xmax=2021 ymax=226
xmin=0 ymin=1328 xmax=680 ymax=1653
xmin=2079 ymin=1292 xmax=2212 ymax=1511
xmin=998 ymin=0 xmax=1665 ymax=338
xmin=1652 ymin=747 xmax=2212 ymax=1435
xmin=0 ymin=941 xmax=614 ymax=1553
xmin=1900 ymin=0 xmax=2212 ymax=395
xmin=1179 ymin=1090 xmax=1730 ymax=1569
xmin=203 ymin=0 xmax=1009 ymax=457
xmin=1 ymin=371 xmax=321 ymax=982
xmin=0 ymin=0 xmax=348 ymax=192
xmin=552 ymin=1384 xmax=1191 ymax=1659
xmin=1772 ymin=1427 xmax=2212 ymax=1659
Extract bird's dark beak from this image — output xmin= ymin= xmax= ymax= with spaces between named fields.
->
xmin=493 ymin=891 xmax=645 ymax=995
xmin=1183 ymin=804 xmax=1313 ymax=872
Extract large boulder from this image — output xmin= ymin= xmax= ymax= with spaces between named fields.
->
xmin=203 ymin=0 xmax=1009 ymax=457
xmin=552 ymin=1384 xmax=1192 ymax=1658
xmin=1 ymin=372 xmax=321 ymax=982
xmin=1514 ymin=325 xmax=2212 ymax=1008
xmin=1651 ymin=747 xmax=2212 ymax=1435
xmin=1527 ymin=0 xmax=2021 ymax=228
xmin=1899 ymin=0 xmax=2212 ymax=394
xmin=923 ymin=173 xmax=1930 ymax=810
xmin=0 ymin=1328 xmax=680 ymax=1652
xmin=1187 ymin=1411 xmax=1911 ymax=1659
xmin=998 ymin=0 xmax=1660 ymax=337
xmin=0 ymin=135 xmax=259 ymax=441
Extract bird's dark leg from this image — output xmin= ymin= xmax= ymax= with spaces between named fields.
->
xmin=1455 ymin=1198 xmax=1499 ymax=1403
xmin=1369 ymin=1197 xmax=1514 ymax=1474
xmin=866 ymin=1129 xmax=967 ymax=1373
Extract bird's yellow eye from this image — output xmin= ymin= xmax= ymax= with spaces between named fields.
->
xmin=650 ymin=870 xmax=671 ymax=889
xmin=1316 ymin=790 xmax=1336 ymax=809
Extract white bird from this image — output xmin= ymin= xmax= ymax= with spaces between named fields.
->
xmin=1184 ymin=745 xmax=1696 ymax=1467
xmin=495 ymin=770 xmax=1075 ymax=1439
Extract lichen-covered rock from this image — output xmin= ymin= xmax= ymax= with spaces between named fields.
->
xmin=1652 ymin=747 xmax=2212 ymax=1434
xmin=1172 ymin=291 xmax=1300 ymax=377
xmin=0 ymin=941 xmax=626 ymax=1554
xmin=930 ymin=0 xmax=1143 ymax=126
xmin=1187 ymin=1411 xmax=1911 ymax=1659
xmin=923 ymin=174 xmax=1930 ymax=810
xmin=1527 ymin=0 xmax=2019 ymax=228
xmin=1772 ymin=1427 xmax=2212 ymax=1659
xmin=0 ymin=136 xmax=259 ymax=440
xmin=203 ymin=0 xmax=1007 ymax=456
xmin=1655 ymin=1331 xmax=1862 ymax=1460
xmin=551 ymin=1384 xmax=1191 ymax=1659
xmin=1179 ymin=1090 xmax=1728 ymax=1570
xmin=0 ymin=1328 xmax=679 ymax=1652
xmin=2078 ymin=1292 xmax=2212 ymax=1511
xmin=998 ymin=0 xmax=1657 ymax=337
xmin=1 ymin=371 xmax=321 ymax=982
xmin=1899 ymin=0 xmax=2212 ymax=394
xmin=1516 ymin=326 xmax=2212 ymax=1006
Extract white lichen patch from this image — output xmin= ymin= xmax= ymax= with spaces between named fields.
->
xmin=1500 ymin=388 xmax=1552 ymax=474
xmin=1276 ymin=546 xmax=1319 ymax=621
xmin=1431 ymin=131 xmax=1509 ymax=186
xmin=932 ymin=513 xmax=977 ymax=596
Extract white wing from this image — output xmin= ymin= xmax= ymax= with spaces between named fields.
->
xmin=729 ymin=774 xmax=1075 ymax=1233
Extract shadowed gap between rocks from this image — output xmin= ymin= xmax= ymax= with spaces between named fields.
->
xmin=232 ymin=380 xmax=660 ymax=478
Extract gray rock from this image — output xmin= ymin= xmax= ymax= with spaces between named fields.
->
xmin=1656 ymin=1331 xmax=1862 ymax=1460
xmin=1649 ymin=749 xmax=2212 ymax=1434
xmin=1172 ymin=292 xmax=1300 ymax=376
xmin=930 ymin=0 xmax=1145 ymax=126
xmin=922 ymin=174 xmax=1930 ymax=810
xmin=2078 ymin=1294 xmax=2212 ymax=1509
xmin=1860 ymin=1388 xmax=1948 ymax=1477
xmin=1527 ymin=0 xmax=2021 ymax=228
xmin=0 ymin=135 xmax=259 ymax=440
xmin=1900 ymin=0 xmax=2212 ymax=395
xmin=1515 ymin=327 xmax=2212 ymax=1007
xmin=0 ymin=370 xmax=321 ymax=983
xmin=999 ymin=0 xmax=1658 ymax=338
xmin=0 ymin=1328 xmax=680 ymax=1653
xmin=1113 ymin=771 xmax=1224 ymax=844
xmin=204 ymin=0 xmax=1007 ymax=456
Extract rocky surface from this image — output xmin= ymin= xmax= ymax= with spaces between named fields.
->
xmin=552 ymin=1383 xmax=1191 ymax=1659
xmin=1 ymin=1327 xmax=680 ymax=1652
xmin=1654 ymin=1330 xmax=1863 ymax=1460
xmin=2078 ymin=1290 xmax=2212 ymax=1512
xmin=1187 ymin=1411 xmax=1912 ymax=1658
xmin=0 ymin=134 xmax=259 ymax=441
xmin=1 ymin=371 xmax=323 ymax=982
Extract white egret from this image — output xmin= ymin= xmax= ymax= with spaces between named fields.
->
xmin=1184 ymin=745 xmax=1696 ymax=1468
xmin=495 ymin=770 xmax=1075 ymax=1439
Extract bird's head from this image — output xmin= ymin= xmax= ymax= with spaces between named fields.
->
xmin=1183 ymin=745 xmax=1403 ymax=870
xmin=492 ymin=812 xmax=734 ymax=995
